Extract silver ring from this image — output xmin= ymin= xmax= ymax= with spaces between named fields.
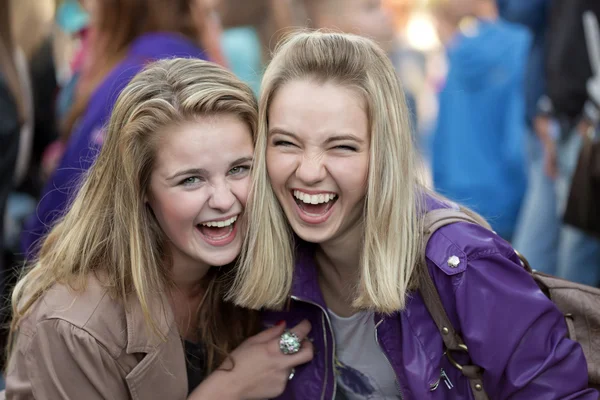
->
xmin=288 ymin=367 xmax=296 ymax=380
xmin=279 ymin=330 xmax=301 ymax=355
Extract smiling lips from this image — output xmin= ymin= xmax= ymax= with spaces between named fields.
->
xmin=196 ymin=215 xmax=239 ymax=246
xmin=292 ymin=190 xmax=338 ymax=223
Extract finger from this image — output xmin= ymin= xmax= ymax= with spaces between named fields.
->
xmin=267 ymin=320 xmax=312 ymax=357
xmin=287 ymin=319 xmax=312 ymax=341
xmin=251 ymin=321 xmax=286 ymax=343
xmin=280 ymin=339 xmax=315 ymax=367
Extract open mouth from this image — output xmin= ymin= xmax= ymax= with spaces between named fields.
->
xmin=292 ymin=190 xmax=338 ymax=218
xmin=196 ymin=215 xmax=238 ymax=246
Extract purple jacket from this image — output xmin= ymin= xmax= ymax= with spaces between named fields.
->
xmin=263 ymin=203 xmax=597 ymax=399
xmin=21 ymin=32 xmax=207 ymax=258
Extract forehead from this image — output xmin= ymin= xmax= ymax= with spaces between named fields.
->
xmin=268 ymin=79 xmax=369 ymax=139
xmin=154 ymin=115 xmax=253 ymax=169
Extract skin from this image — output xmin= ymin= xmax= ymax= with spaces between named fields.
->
xmin=146 ymin=114 xmax=314 ymax=399
xmin=267 ymin=79 xmax=370 ymax=317
xmin=306 ymin=0 xmax=396 ymax=52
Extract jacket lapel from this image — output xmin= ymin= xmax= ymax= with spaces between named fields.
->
xmin=124 ymin=292 xmax=188 ymax=400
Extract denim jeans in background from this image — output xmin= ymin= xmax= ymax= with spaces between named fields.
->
xmin=513 ymin=128 xmax=600 ymax=286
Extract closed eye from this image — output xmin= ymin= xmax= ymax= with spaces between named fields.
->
xmin=333 ymin=145 xmax=358 ymax=151
xmin=273 ymin=140 xmax=297 ymax=147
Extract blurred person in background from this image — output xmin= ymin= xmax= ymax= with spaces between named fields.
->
xmin=384 ymin=0 xmax=425 ymax=133
xmin=0 ymin=0 xmax=27 ymax=302
xmin=21 ymin=0 xmax=215 ymax=260
xmin=430 ymin=0 xmax=530 ymax=241
xmin=218 ymin=0 xmax=307 ymax=94
xmin=513 ymin=0 xmax=600 ymax=286
xmin=495 ymin=0 xmax=554 ymax=276
xmin=302 ymin=0 xmax=396 ymax=52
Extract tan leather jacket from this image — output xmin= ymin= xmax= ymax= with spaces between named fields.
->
xmin=4 ymin=274 xmax=188 ymax=399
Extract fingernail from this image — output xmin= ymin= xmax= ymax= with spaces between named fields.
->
xmin=276 ymin=320 xmax=286 ymax=326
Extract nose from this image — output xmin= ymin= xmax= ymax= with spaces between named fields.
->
xmin=296 ymin=153 xmax=327 ymax=185
xmin=207 ymin=180 xmax=236 ymax=212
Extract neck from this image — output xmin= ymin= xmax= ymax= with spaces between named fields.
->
xmin=169 ymin=253 xmax=211 ymax=297
xmin=315 ymin=219 xmax=363 ymax=315
xmin=168 ymin=255 xmax=213 ymax=342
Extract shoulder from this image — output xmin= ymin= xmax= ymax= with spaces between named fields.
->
xmin=18 ymin=274 xmax=128 ymax=358
xmin=85 ymin=59 xmax=144 ymax=120
xmin=67 ymin=60 xmax=145 ymax=150
xmin=424 ymin=206 xmax=520 ymax=281
xmin=427 ymin=222 xmax=515 ymax=271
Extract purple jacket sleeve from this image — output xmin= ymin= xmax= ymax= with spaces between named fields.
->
xmin=450 ymin=224 xmax=596 ymax=399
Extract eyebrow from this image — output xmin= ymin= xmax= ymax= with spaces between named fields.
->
xmin=269 ymin=128 xmax=365 ymax=144
xmin=166 ymin=156 xmax=253 ymax=181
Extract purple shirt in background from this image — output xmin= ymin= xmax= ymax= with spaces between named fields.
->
xmin=21 ymin=32 xmax=208 ymax=258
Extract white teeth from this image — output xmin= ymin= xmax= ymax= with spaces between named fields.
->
xmin=293 ymin=190 xmax=337 ymax=204
xmin=201 ymin=215 xmax=238 ymax=227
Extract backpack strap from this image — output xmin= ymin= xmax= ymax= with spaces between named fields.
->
xmin=419 ymin=207 xmax=490 ymax=399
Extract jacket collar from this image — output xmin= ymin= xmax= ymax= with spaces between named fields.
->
xmin=290 ymin=242 xmax=329 ymax=309
xmin=124 ymin=290 xmax=177 ymax=354
xmin=123 ymin=290 xmax=187 ymax=400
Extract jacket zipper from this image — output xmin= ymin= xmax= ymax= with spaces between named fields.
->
xmin=290 ymin=296 xmax=338 ymax=400
xmin=374 ymin=319 xmax=404 ymax=399
xmin=430 ymin=368 xmax=453 ymax=392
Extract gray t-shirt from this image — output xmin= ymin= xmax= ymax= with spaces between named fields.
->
xmin=328 ymin=310 xmax=402 ymax=400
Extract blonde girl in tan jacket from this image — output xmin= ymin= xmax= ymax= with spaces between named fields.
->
xmin=4 ymin=58 xmax=313 ymax=400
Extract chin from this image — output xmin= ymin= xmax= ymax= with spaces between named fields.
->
xmin=199 ymin=243 xmax=242 ymax=267
xmin=291 ymin=222 xmax=336 ymax=244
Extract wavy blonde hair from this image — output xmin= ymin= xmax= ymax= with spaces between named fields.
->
xmin=230 ymin=31 xmax=426 ymax=312
xmin=10 ymin=57 xmax=259 ymax=371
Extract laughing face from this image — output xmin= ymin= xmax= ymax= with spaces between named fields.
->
xmin=266 ymin=79 xmax=370 ymax=245
xmin=147 ymin=114 xmax=253 ymax=269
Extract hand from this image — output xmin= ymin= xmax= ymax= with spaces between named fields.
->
xmin=41 ymin=140 xmax=66 ymax=182
xmin=534 ymin=115 xmax=558 ymax=179
xmin=576 ymin=118 xmax=594 ymax=139
xmin=190 ymin=320 xmax=314 ymax=400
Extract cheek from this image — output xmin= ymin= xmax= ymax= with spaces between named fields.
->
xmin=266 ymin=149 xmax=295 ymax=186
xmin=329 ymin=156 xmax=369 ymax=195
xmin=231 ymin=177 xmax=251 ymax=207
xmin=154 ymin=194 xmax=190 ymax=224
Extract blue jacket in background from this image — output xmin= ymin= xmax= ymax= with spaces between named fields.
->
xmin=497 ymin=0 xmax=549 ymax=126
xmin=21 ymin=32 xmax=207 ymax=258
xmin=432 ymin=20 xmax=530 ymax=239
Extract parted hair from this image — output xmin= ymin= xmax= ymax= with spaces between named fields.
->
xmin=229 ymin=31 xmax=426 ymax=312
xmin=10 ymin=57 xmax=260 ymax=372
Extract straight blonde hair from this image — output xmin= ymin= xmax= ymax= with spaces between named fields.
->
xmin=230 ymin=31 xmax=426 ymax=312
xmin=10 ymin=57 xmax=260 ymax=371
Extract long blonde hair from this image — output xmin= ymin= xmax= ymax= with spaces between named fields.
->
xmin=230 ymin=31 xmax=426 ymax=313
xmin=10 ymin=57 xmax=259 ymax=371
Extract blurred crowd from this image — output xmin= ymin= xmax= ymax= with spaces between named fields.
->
xmin=0 ymin=0 xmax=599 ymax=373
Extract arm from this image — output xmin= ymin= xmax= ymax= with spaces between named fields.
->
xmin=7 ymin=319 xmax=129 ymax=399
xmin=453 ymin=225 xmax=596 ymax=398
